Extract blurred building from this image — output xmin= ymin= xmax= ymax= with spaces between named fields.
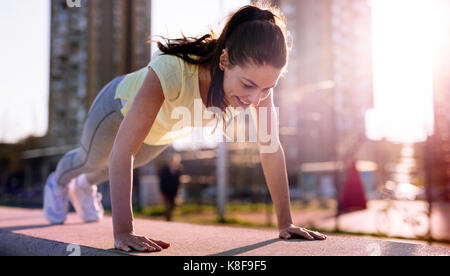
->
xmin=48 ymin=0 xmax=151 ymax=147
xmin=425 ymin=0 xmax=450 ymax=202
xmin=275 ymin=0 xmax=374 ymax=198
xmin=0 ymin=0 xmax=152 ymax=203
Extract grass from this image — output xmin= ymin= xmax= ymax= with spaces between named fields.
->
xmin=127 ymin=201 xmax=334 ymax=231
xmin=136 ymin=200 xmax=334 ymax=217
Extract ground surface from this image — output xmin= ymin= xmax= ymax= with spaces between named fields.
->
xmin=141 ymin=199 xmax=450 ymax=243
xmin=0 ymin=206 xmax=448 ymax=256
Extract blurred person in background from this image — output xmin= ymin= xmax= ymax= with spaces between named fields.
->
xmin=158 ymin=153 xmax=183 ymax=221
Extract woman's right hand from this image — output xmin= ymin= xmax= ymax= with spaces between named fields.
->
xmin=114 ymin=232 xmax=170 ymax=252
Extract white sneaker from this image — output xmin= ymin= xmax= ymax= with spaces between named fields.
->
xmin=68 ymin=174 xmax=104 ymax=222
xmin=43 ymin=172 xmax=69 ymax=224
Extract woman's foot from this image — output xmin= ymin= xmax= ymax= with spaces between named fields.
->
xmin=43 ymin=172 xmax=69 ymax=224
xmin=68 ymin=174 xmax=104 ymax=222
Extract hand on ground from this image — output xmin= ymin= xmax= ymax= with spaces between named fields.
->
xmin=114 ymin=232 xmax=170 ymax=252
xmin=279 ymin=224 xmax=327 ymax=240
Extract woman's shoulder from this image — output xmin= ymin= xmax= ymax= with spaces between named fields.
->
xmin=149 ymin=49 xmax=183 ymax=71
xmin=150 ymin=49 xmax=198 ymax=75
xmin=148 ymin=49 xmax=199 ymax=102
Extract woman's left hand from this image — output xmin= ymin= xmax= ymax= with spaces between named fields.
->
xmin=279 ymin=224 xmax=327 ymax=240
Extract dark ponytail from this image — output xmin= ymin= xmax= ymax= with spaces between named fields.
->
xmin=148 ymin=2 xmax=290 ymax=132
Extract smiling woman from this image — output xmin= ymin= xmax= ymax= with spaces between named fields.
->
xmin=41 ymin=2 xmax=327 ymax=254
xmin=151 ymin=0 xmax=250 ymax=150
xmin=0 ymin=0 xmax=51 ymax=143
xmin=222 ymin=61 xmax=281 ymax=109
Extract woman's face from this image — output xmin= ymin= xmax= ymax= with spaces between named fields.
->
xmin=220 ymin=49 xmax=282 ymax=109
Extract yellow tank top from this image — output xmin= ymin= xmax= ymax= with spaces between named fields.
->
xmin=114 ymin=50 xmax=217 ymax=145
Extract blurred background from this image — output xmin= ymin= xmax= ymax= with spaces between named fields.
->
xmin=0 ymin=0 xmax=449 ymax=244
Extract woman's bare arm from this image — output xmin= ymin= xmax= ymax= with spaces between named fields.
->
xmin=251 ymin=91 xmax=326 ymax=241
xmin=108 ymin=67 xmax=168 ymax=252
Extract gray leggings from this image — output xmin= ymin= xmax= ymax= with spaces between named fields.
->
xmin=54 ymin=75 xmax=170 ymax=187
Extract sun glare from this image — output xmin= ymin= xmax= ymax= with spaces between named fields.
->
xmin=366 ymin=0 xmax=437 ymax=143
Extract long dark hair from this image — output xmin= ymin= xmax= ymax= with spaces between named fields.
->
xmin=148 ymin=2 xmax=290 ymax=131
